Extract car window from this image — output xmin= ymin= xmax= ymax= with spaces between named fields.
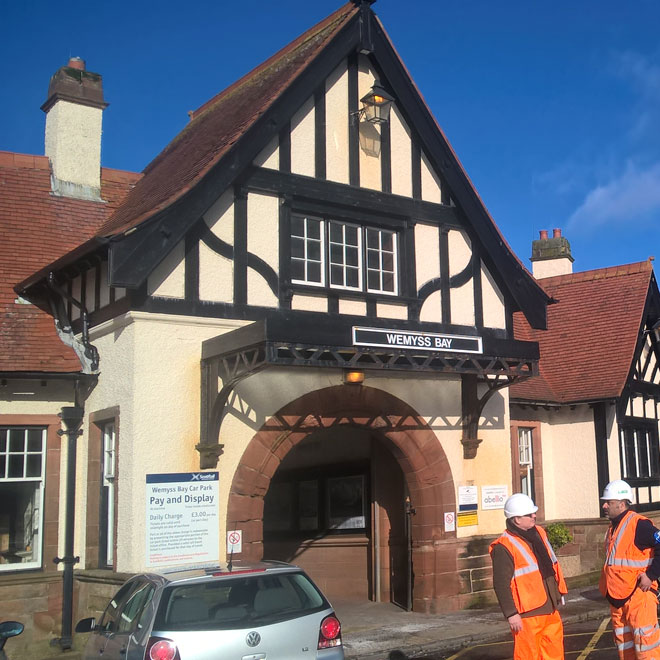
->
xmin=154 ymin=571 xmax=327 ymax=631
xmin=98 ymin=582 xmax=137 ymax=633
xmin=116 ymin=582 xmax=155 ymax=634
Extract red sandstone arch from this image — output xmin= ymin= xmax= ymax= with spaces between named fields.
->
xmin=227 ymin=384 xmax=460 ymax=612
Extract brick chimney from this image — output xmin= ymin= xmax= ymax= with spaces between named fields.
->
xmin=41 ymin=57 xmax=108 ymax=200
xmin=530 ymin=228 xmax=574 ymax=278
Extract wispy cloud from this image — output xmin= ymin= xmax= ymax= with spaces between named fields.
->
xmin=567 ymin=160 xmax=660 ymax=230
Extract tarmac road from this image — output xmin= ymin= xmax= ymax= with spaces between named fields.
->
xmin=408 ymin=617 xmax=617 ymax=660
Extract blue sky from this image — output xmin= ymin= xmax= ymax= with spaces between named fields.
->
xmin=3 ymin=0 xmax=660 ymax=273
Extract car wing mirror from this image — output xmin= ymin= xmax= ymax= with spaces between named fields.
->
xmin=75 ymin=617 xmax=97 ymax=633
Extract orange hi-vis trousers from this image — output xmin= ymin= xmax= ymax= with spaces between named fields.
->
xmin=610 ymin=588 xmax=660 ymax=659
xmin=513 ymin=610 xmax=564 ymax=660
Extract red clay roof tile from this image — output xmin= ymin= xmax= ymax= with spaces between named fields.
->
xmin=0 ymin=151 xmax=139 ymax=373
xmin=511 ymin=260 xmax=653 ymax=404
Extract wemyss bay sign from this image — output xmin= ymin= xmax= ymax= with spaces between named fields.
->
xmin=352 ymin=326 xmax=483 ymax=354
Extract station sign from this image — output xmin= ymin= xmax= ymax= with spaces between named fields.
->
xmin=352 ymin=326 xmax=483 ymax=354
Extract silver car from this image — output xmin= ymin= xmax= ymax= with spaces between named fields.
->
xmin=76 ymin=560 xmax=344 ymax=660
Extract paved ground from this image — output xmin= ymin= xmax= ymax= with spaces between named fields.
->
xmin=334 ymin=587 xmax=611 ymax=660
xmin=410 ymin=618 xmax=616 ymax=659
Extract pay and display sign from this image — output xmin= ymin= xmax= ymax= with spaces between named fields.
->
xmin=146 ymin=472 xmax=219 ymax=567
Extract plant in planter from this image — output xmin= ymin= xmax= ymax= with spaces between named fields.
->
xmin=545 ymin=522 xmax=573 ymax=551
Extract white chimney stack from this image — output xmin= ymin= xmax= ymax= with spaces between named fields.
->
xmin=41 ymin=57 xmax=107 ymax=200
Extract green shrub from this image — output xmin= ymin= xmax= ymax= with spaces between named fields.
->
xmin=545 ymin=522 xmax=573 ymax=551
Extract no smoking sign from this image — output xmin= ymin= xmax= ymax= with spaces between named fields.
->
xmin=227 ymin=529 xmax=242 ymax=554
xmin=444 ymin=512 xmax=455 ymax=532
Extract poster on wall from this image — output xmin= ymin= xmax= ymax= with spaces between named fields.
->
xmin=458 ymin=485 xmax=478 ymax=511
xmin=481 ymin=485 xmax=508 ymax=510
xmin=146 ymin=472 xmax=219 ymax=567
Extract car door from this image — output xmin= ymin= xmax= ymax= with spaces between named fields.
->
xmin=82 ymin=581 xmax=137 ymax=659
xmin=102 ymin=579 xmax=156 ymax=660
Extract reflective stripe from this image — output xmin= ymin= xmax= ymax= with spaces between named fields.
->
xmin=615 ymin=626 xmax=633 ymax=634
xmin=638 ymin=638 xmax=660 ymax=652
xmin=618 ymin=641 xmax=635 ymax=650
xmin=610 ymin=557 xmax=652 ymax=567
xmin=504 ymin=533 xmax=540 ymax=578
xmin=606 ymin=512 xmax=635 ymax=565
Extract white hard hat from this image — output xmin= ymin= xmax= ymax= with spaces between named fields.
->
xmin=600 ymin=480 xmax=634 ymax=502
xmin=504 ymin=493 xmax=538 ymax=519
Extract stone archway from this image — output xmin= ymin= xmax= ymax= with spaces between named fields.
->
xmin=227 ymin=384 xmax=460 ymax=612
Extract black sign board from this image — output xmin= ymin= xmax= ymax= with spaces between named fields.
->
xmin=352 ymin=326 xmax=483 ymax=354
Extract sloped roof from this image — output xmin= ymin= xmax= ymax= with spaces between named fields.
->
xmin=97 ymin=2 xmax=358 ymax=238
xmin=18 ymin=1 xmax=550 ymax=330
xmin=510 ymin=260 xmax=654 ymax=404
xmin=0 ymin=151 xmax=140 ymax=373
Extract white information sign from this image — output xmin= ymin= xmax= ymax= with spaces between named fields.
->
xmin=227 ymin=529 xmax=243 ymax=554
xmin=458 ymin=485 xmax=478 ymax=507
xmin=444 ymin=511 xmax=456 ymax=532
xmin=146 ymin=472 xmax=219 ymax=567
xmin=482 ymin=485 xmax=509 ymax=510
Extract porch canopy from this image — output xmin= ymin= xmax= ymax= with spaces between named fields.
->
xmin=198 ymin=313 xmax=539 ymax=467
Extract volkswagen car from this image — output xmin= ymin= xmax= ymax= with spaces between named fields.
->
xmin=75 ymin=560 xmax=344 ymax=659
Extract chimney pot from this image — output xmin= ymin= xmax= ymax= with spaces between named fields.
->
xmin=539 ymin=230 xmax=548 ymax=240
xmin=553 ymin=228 xmax=562 ymax=238
xmin=67 ymin=57 xmax=86 ymax=71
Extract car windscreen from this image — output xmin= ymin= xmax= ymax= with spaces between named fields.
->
xmin=154 ymin=571 xmax=328 ymax=631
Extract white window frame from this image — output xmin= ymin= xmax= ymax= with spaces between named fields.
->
xmin=291 ymin=215 xmax=325 ymax=287
xmin=328 ymin=220 xmax=362 ymax=291
xmin=290 ymin=214 xmax=399 ymax=296
xmin=101 ymin=422 xmax=116 ymax=567
xmin=0 ymin=427 xmax=46 ymax=572
xmin=365 ymin=227 xmax=398 ymax=295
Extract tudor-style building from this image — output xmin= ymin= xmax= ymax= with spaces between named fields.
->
xmin=6 ymin=1 xmax=660 ymax=652
xmin=15 ymin=0 xmax=549 ymax=619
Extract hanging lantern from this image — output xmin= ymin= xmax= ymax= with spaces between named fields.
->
xmin=359 ymin=80 xmax=394 ymax=125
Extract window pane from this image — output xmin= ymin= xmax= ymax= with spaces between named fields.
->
xmin=0 ymin=456 xmax=5 ymax=478
xmin=330 ymin=265 xmax=343 ymax=285
xmin=366 ymin=230 xmax=379 ymax=249
xmin=329 ymin=222 xmax=342 ymax=242
xmin=330 ymin=244 xmax=343 ymax=264
xmin=367 ymin=271 xmax=379 ymax=290
xmin=345 ymin=225 xmax=358 ymax=245
xmin=382 ymin=272 xmax=395 ymax=291
xmin=290 ymin=238 xmax=304 ymax=259
xmin=0 ymin=482 xmax=41 ymax=566
xmin=26 ymin=454 xmax=42 ymax=478
xmin=382 ymin=252 xmax=394 ymax=272
xmin=27 ymin=429 xmax=43 ymax=452
xmin=8 ymin=455 xmax=23 ymax=478
xmin=367 ymin=250 xmax=379 ymax=268
xmin=346 ymin=268 xmax=359 ymax=288
xmin=381 ymin=233 xmax=393 ymax=251
xmin=308 ymin=242 xmax=321 ymax=262
xmin=308 ymin=262 xmax=322 ymax=283
xmin=8 ymin=430 xmax=25 ymax=453
xmin=291 ymin=261 xmax=304 ymax=281
xmin=307 ymin=218 xmax=321 ymax=240
xmin=291 ymin=216 xmax=303 ymax=236
xmin=346 ymin=247 xmax=359 ymax=267
xmin=0 ymin=429 xmax=6 ymax=452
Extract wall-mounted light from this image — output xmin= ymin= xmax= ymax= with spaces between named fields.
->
xmin=343 ymin=370 xmax=365 ymax=385
xmin=355 ymin=80 xmax=394 ymax=125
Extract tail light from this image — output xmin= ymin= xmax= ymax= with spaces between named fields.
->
xmin=145 ymin=637 xmax=181 ymax=660
xmin=318 ymin=613 xmax=342 ymax=649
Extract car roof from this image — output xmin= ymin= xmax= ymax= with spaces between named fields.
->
xmin=142 ymin=560 xmax=301 ymax=585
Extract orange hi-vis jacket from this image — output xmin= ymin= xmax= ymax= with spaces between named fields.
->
xmin=489 ymin=526 xmax=568 ymax=614
xmin=599 ymin=509 xmax=657 ymax=599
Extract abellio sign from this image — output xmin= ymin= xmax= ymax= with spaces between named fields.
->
xmin=352 ymin=326 xmax=483 ymax=354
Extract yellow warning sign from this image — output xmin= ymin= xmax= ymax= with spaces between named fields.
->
xmin=457 ymin=511 xmax=478 ymax=527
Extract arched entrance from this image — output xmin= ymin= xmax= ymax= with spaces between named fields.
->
xmin=227 ymin=385 xmax=459 ymax=613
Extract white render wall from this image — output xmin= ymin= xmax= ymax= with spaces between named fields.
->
xmin=76 ymin=314 xmax=518 ymax=571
